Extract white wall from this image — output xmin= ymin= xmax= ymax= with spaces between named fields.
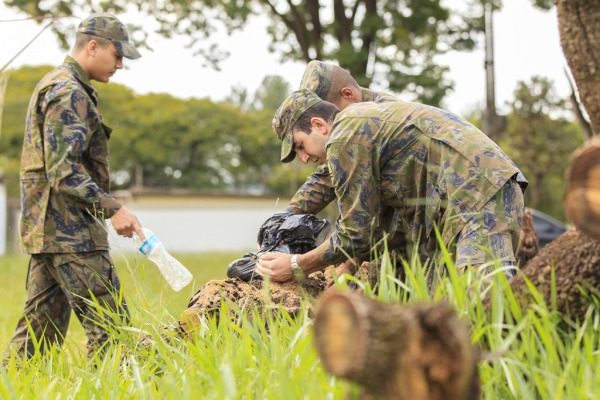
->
xmin=108 ymin=208 xmax=281 ymax=254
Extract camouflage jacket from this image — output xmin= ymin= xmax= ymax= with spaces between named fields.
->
xmin=286 ymin=87 xmax=397 ymax=214
xmin=311 ymin=100 xmax=527 ymax=265
xmin=19 ymin=56 xmax=121 ymax=254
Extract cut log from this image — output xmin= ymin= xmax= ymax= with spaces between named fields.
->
xmin=313 ymin=291 xmax=480 ymax=400
xmin=565 ymin=139 xmax=600 ymax=239
xmin=508 ymin=228 xmax=600 ymax=321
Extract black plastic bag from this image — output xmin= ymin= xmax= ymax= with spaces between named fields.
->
xmin=227 ymin=212 xmax=331 ymax=281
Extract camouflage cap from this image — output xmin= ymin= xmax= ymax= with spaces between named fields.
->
xmin=78 ymin=13 xmax=141 ymax=59
xmin=272 ymin=89 xmax=323 ymax=163
xmin=299 ymin=60 xmax=335 ymax=100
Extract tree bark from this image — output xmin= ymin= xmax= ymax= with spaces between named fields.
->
xmin=508 ymin=228 xmax=600 ymax=321
xmin=557 ymin=0 xmax=600 ymax=134
xmin=565 ymin=138 xmax=600 ymax=239
xmin=313 ymin=292 xmax=480 ymax=400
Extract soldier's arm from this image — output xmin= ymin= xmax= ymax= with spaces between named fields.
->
xmin=303 ymin=140 xmax=382 ymax=269
xmin=42 ymin=86 xmax=121 ymax=218
xmin=286 ymin=164 xmax=337 ymax=214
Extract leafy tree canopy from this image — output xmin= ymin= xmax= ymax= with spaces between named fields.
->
xmin=0 ymin=65 xmax=283 ymax=196
xmin=499 ymin=76 xmax=584 ymax=218
xmin=5 ymin=0 xmax=489 ymax=106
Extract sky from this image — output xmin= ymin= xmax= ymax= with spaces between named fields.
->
xmin=0 ymin=1 xmax=569 ymax=117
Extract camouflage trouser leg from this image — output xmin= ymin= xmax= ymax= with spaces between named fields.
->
xmin=4 ymin=251 xmax=129 ymax=359
xmin=454 ymin=177 xmax=524 ymax=278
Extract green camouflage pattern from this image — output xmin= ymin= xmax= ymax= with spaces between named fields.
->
xmin=19 ymin=56 xmax=122 ymax=254
xmin=4 ymin=251 xmax=129 ymax=359
xmin=78 ymin=13 xmax=141 ymax=59
xmin=285 ymin=99 xmax=527 ymax=266
xmin=299 ymin=60 xmax=335 ymax=99
xmin=454 ymin=178 xmax=524 ymax=271
xmin=272 ymin=88 xmax=322 ymax=162
xmin=286 ymin=85 xmax=398 ymax=215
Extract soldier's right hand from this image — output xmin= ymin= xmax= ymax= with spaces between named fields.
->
xmin=111 ymin=206 xmax=144 ymax=240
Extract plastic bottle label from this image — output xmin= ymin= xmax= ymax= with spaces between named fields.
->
xmin=139 ymin=235 xmax=159 ymax=255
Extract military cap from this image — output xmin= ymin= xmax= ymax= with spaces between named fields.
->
xmin=273 ymin=89 xmax=323 ymax=163
xmin=78 ymin=13 xmax=141 ymax=59
xmin=299 ymin=60 xmax=335 ymax=100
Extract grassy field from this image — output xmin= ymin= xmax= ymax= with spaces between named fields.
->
xmin=1 ymin=250 xmax=599 ymax=399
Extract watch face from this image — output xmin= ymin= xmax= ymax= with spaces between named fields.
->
xmin=292 ymin=266 xmax=305 ymax=281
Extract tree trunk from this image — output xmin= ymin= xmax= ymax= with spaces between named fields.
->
xmin=313 ymin=292 xmax=480 ymax=400
xmin=557 ymin=0 xmax=600 ymax=134
xmin=565 ymin=139 xmax=600 ymax=239
xmin=508 ymin=228 xmax=600 ymax=321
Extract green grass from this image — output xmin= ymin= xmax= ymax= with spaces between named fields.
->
xmin=1 ymin=248 xmax=599 ymax=399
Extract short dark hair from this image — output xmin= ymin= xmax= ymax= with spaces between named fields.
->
xmin=293 ymin=101 xmax=339 ymax=133
xmin=73 ymin=32 xmax=112 ymax=53
xmin=327 ymin=66 xmax=360 ymax=104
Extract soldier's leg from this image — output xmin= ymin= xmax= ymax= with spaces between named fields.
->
xmin=455 ymin=178 xmax=525 ymax=278
xmin=52 ymin=251 xmax=130 ymax=358
xmin=3 ymin=255 xmax=71 ymax=359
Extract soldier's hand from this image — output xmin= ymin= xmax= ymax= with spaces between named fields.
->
xmin=111 ymin=206 xmax=144 ymax=239
xmin=256 ymin=252 xmax=294 ymax=282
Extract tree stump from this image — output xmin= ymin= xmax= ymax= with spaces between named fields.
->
xmin=313 ymin=291 xmax=480 ymax=400
xmin=508 ymin=228 xmax=600 ymax=321
xmin=565 ymin=139 xmax=600 ymax=239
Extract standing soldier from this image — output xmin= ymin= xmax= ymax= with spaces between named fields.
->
xmin=4 ymin=13 xmax=144 ymax=360
xmin=256 ymin=89 xmax=527 ymax=282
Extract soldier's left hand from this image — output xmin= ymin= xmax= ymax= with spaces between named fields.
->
xmin=111 ymin=206 xmax=144 ymax=239
xmin=256 ymin=252 xmax=294 ymax=282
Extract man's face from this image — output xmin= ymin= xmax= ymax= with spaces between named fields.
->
xmin=292 ymin=117 xmax=329 ymax=165
xmin=88 ymin=41 xmax=123 ymax=83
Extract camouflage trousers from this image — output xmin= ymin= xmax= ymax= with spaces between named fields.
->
xmin=3 ymin=251 xmax=129 ymax=360
xmin=453 ymin=176 xmax=524 ymax=277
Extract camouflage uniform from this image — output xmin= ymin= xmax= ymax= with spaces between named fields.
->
xmin=287 ymin=60 xmax=397 ymax=215
xmin=5 ymin=13 xmax=140 ymax=360
xmin=273 ymin=89 xmax=527 ymax=271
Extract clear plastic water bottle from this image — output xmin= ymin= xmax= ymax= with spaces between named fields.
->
xmin=133 ymin=228 xmax=193 ymax=291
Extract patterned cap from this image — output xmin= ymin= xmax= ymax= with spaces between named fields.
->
xmin=272 ymin=89 xmax=323 ymax=163
xmin=300 ymin=60 xmax=335 ymax=99
xmin=78 ymin=13 xmax=141 ymax=59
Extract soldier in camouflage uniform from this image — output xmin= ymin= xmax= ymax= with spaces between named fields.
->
xmin=287 ymin=60 xmax=398 ymax=216
xmin=256 ymin=89 xmax=527 ymax=283
xmin=4 ymin=13 xmax=144 ymax=360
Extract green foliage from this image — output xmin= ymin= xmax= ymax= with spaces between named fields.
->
xmin=0 ymin=65 xmax=289 ymax=195
xmin=250 ymin=75 xmax=292 ymax=112
xmin=5 ymin=0 xmax=488 ymax=106
xmin=498 ymin=76 xmax=585 ymax=219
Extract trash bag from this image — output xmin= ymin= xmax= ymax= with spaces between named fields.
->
xmin=227 ymin=212 xmax=331 ymax=281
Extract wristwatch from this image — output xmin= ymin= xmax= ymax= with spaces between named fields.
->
xmin=290 ymin=255 xmax=307 ymax=283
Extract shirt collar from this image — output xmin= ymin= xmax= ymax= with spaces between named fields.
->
xmin=360 ymin=87 xmax=375 ymax=102
xmin=63 ymin=55 xmax=98 ymax=104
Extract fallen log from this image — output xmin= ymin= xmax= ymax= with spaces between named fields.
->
xmin=313 ymin=291 xmax=480 ymax=400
